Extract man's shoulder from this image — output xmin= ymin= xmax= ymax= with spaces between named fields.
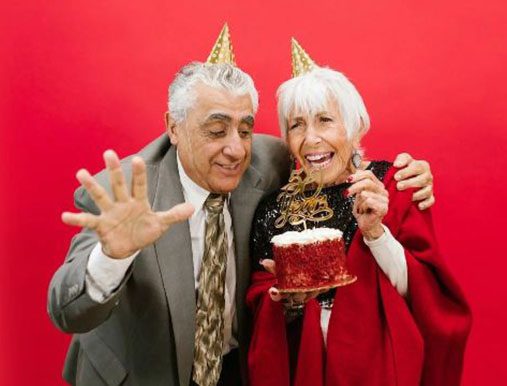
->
xmin=93 ymin=134 xmax=170 ymax=183
xmin=251 ymin=133 xmax=289 ymax=171
xmin=137 ymin=134 xmax=172 ymax=164
xmin=252 ymin=133 xmax=285 ymax=151
xmin=250 ymin=133 xmax=290 ymax=192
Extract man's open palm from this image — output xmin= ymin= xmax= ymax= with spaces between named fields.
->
xmin=62 ymin=150 xmax=194 ymax=259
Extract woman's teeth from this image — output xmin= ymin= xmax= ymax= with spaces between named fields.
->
xmin=304 ymin=152 xmax=334 ymax=169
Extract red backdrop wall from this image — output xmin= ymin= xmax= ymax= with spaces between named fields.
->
xmin=2 ymin=1 xmax=506 ymax=385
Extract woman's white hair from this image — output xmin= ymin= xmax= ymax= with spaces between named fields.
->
xmin=277 ymin=67 xmax=370 ymax=139
xmin=168 ymin=62 xmax=259 ymax=123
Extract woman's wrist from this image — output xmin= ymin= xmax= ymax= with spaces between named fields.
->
xmin=362 ymin=224 xmax=385 ymax=241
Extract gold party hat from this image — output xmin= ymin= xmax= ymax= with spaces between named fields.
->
xmin=291 ymin=38 xmax=318 ymax=77
xmin=206 ymin=23 xmax=236 ymax=65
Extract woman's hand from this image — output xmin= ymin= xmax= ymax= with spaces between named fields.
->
xmin=347 ymin=170 xmax=389 ymax=240
xmin=260 ymin=259 xmax=325 ymax=306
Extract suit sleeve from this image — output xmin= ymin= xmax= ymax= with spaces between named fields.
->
xmin=47 ymin=187 xmax=133 ymax=333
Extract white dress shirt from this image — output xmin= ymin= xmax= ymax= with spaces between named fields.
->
xmin=85 ymin=153 xmax=238 ymax=354
xmin=176 ymin=154 xmax=238 ymax=355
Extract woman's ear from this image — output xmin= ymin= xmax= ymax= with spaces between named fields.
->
xmin=351 ymin=132 xmax=362 ymax=149
xmin=352 ymin=120 xmax=368 ymax=148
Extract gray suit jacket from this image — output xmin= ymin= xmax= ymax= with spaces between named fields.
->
xmin=48 ymin=133 xmax=290 ymax=386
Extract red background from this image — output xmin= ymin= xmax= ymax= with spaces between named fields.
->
xmin=1 ymin=1 xmax=506 ymax=384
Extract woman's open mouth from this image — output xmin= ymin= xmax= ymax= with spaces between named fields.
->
xmin=304 ymin=152 xmax=334 ymax=169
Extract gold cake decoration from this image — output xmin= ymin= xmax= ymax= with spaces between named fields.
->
xmin=275 ymin=168 xmax=334 ymax=230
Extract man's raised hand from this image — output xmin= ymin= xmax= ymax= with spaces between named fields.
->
xmin=61 ymin=150 xmax=194 ymax=259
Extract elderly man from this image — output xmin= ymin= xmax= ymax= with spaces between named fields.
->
xmin=48 ymin=26 xmax=435 ymax=386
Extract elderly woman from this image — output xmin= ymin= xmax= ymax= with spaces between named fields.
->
xmin=247 ymin=49 xmax=471 ymax=386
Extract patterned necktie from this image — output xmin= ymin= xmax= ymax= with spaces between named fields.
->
xmin=193 ymin=193 xmax=228 ymax=386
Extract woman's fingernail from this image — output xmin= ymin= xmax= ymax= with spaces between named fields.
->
xmin=342 ymin=189 xmax=349 ymax=198
xmin=347 ymin=176 xmax=353 ymax=182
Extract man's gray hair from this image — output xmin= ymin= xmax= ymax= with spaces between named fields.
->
xmin=277 ymin=67 xmax=370 ymax=139
xmin=168 ymin=62 xmax=259 ymax=123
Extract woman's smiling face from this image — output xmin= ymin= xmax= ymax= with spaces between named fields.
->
xmin=286 ymin=97 xmax=357 ymax=185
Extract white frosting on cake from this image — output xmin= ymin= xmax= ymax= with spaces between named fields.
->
xmin=271 ymin=227 xmax=343 ymax=246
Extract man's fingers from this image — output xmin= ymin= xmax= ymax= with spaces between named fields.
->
xmin=61 ymin=212 xmax=99 ymax=229
xmin=131 ymin=156 xmax=148 ymax=201
xmin=396 ymin=173 xmax=431 ymax=191
xmin=393 ymin=152 xmax=413 ymax=168
xmin=104 ymin=150 xmax=130 ymax=202
xmin=158 ymin=202 xmax=195 ymax=226
xmin=76 ymin=169 xmax=113 ymax=211
xmin=418 ymin=195 xmax=435 ymax=210
xmin=260 ymin=259 xmax=276 ymax=274
xmin=395 ymin=160 xmax=431 ymax=182
xmin=411 ymin=184 xmax=433 ymax=202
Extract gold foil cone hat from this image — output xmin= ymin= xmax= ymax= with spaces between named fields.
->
xmin=291 ymin=38 xmax=318 ymax=77
xmin=206 ymin=23 xmax=236 ymax=65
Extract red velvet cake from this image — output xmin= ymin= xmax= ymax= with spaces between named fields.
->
xmin=271 ymin=228 xmax=356 ymax=292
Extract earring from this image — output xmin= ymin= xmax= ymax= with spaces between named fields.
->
xmin=351 ymin=150 xmax=362 ymax=169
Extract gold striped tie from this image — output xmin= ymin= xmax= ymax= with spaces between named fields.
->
xmin=192 ymin=193 xmax=228 ymax=386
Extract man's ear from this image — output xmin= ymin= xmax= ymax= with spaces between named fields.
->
xmin=165 ymin=112 xmax=179 ymax=145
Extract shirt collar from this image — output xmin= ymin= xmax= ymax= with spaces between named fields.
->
xmin=177 ymin=152 xmax=210 ymax=212
xmin=176 ymin=151 xmax=231 ymax=212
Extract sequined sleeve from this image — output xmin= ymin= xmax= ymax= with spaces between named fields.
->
xmin=250 ymin=199 xmax=274 ymax=269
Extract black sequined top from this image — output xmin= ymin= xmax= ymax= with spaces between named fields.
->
xmin=250 ymin=160 xmax=392 ymax=306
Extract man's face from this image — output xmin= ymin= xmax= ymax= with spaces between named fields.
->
xmin=167 ymin=83 xmax=254 ymax=194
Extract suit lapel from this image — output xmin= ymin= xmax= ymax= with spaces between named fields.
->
xmin=152 ymin=146 xmax=195 ymax=386
xmin=152 ymin=147 xmax=267 ymax=386
xmin=230 ymin=167 xmax=265 ymax=345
